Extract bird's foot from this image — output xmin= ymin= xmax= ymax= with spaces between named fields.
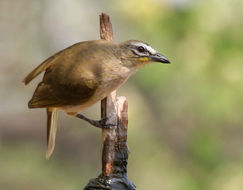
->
xmin=76 ymin=113 xmax=116 ymax=129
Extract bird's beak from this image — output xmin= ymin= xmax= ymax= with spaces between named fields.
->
xmin=150 ymin=53 xmax=170 ymax=64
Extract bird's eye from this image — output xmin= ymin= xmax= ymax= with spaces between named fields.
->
xmin=137 ymin=46 xmax=145 ymax=53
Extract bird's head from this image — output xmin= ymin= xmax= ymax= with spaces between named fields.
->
xmin=118 ymin=40 xmax=170 ymax=69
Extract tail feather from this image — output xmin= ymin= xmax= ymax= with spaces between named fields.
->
xmin=46 ymin=107 xmax=58 ymax=160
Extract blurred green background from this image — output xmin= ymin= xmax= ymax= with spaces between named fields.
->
xmin=0 ymin=0 xmax=243 ymax=189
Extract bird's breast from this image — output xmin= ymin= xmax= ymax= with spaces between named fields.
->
xmin=94 ymin=65 xmax=131 ymax=99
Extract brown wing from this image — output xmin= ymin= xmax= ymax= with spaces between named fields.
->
xmin=23 ymin=40 xmax=105 ymax=85
xmin=26 ymin=40 xmax=117 ymax=108
xmin=28 ymin=82 xmax=58 ymax=108
xmin=28 ymin=80 xmax=97 ymax=108
xmin=23 ymin=56 xmax=56 ymax=85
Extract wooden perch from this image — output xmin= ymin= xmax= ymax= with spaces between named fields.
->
xmin=84 ymin=13 xmax=136 ymax=190
xmin=99 ymin=13 xmax=117 ymax=176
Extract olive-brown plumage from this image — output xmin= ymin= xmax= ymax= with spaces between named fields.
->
xmin=24 ymin=39 xmax=170 ymax=159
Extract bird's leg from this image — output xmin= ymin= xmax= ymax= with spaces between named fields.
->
xmin=75 ymin=113 xmax=115 ymax=129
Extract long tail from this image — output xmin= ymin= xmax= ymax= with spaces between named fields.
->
xmin=46 ymin=107 xmax=58 ymax=160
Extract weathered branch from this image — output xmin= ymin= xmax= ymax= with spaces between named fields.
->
xmin=84 ymin=13 xmax=136 ymax=190
xmin=100 ymin=13 xmax=117 ymax=177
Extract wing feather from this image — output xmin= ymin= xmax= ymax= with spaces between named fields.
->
xmin=23 ymin=56 xmax=56 ymax=85
xmin=25 ymin=40 xmax=116 ymax=108
xmin=28 ymin=80 xmax=97 ymax=108
xmin=28 ymin=83 xmax=61 ymax=108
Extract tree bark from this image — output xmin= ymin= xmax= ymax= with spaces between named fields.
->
xmin=84 ymin=13 xmax=136 ymax=190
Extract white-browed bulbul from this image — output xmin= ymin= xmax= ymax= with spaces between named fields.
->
xmin=23 ymin=40 xmax=170 ymax=159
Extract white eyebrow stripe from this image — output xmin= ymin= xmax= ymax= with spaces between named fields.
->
xmin=131 ymin=42 xmax=157 ymax=55
xmin=146 ymin=46 xmax=157 ymax=55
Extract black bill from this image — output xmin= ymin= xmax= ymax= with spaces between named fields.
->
xmin=150 ymin=53 xmax=170 ymax=64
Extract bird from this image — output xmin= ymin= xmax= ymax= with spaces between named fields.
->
xmin=23 ymin=39 xmax=170 ymax=159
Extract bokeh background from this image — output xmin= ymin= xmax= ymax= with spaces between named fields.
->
xmin=1 ymin=0 xmax=243 ymax=189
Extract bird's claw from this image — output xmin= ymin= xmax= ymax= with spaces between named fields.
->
xmin=97 ymin=117 xmax=116 ymax=129
xmin=75 ymin=113 xmax=116 ymax=129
